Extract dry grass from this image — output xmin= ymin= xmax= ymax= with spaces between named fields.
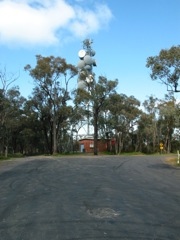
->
xmin=165 ymin=157 xmax=180 ymax=168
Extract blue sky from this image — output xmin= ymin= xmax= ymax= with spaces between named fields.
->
xmin=0 ymin=0 xmax=180 ymax=104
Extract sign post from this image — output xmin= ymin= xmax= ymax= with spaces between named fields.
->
xmin=160 ymin=143 xmax=164 ymax=154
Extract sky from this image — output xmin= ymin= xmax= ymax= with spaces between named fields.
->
xmin=0 ymin=0 xmax=180 ymax=104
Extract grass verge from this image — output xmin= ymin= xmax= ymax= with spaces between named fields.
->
xmin=0 ymin=153 xmax=24 ymax=161
xmin=165 ymin=157 xmax=180 ymax=168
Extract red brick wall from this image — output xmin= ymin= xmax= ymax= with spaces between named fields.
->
xmin=79 ymin=139 xmax=108 ymax=153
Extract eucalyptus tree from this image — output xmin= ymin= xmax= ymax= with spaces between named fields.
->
xmin=141 ymin=96 xmax=159 ymax=153
xmin=0 ymin=89 xmax=10 ymax=156
xmin=137 ymin=94 xmax=179 ymax=153
xmin=19 ymin=99 xmax=46 ymax=154
xmin=75 ymin=76 xmax=118 ymax=155
xmin=65 ymin=105 xmax=87 ymax=152
xmin=5 ymin=87 xmax=26 ymax=153
xmin=0 ymin=65 xmax=19 ymax=94
xmin=157 ymin=94 xmax=178 ymax=153
xmin=172 ymin=100 xmax=180 ymax=151
xmin=92 ymin=77 xmax=118 ymax=155
xmin=136 ymin=112 xmax=157 ymax=153
xmin=174 ymin=98 xmax=180 ymax=129
xmin=0 ymin=67 xmax=21 ymax=156
xmin=107 ymin=93 xmax=141 ymax=153
xmin=0 ymin=86 xmax=26 ymax=156
xmin=146 ymin=45 xmax=180 ymax=92
xmin=25 ymin=55 xmax=78 ymax=154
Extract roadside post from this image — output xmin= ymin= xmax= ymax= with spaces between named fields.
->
xmin=160 ymin=143 xmax=164 ymax=154
xmin=177 ymin=150 xmax=180 ymax=164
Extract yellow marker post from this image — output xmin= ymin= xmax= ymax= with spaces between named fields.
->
xmin=160 ymin=143 xmax=163 ymax=154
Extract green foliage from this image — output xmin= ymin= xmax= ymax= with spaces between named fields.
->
xmin=0 ymin=156 xmax=9 ymax=161
xmin=0 ymin=153 xmax=24 ymax=161
xmin=146 ymin=45 xmax=180 ymax=92
xmin=74 ymin=76 xmax=118 ymax=155
xmin=0 ymin=47 xmax=180 ymax=157
xmin=8 ymin=153 xmax=24 ymax=158
xmin=24 ymin=55 xmax=78 ymax=154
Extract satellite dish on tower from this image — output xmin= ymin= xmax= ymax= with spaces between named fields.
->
xmin=91 ymin=50 xmax=96 ymax=56
xmin=84 ymin=65 xmax=92 ymax=70
xmin=84 ymin=55 xmax=93 ymax=65
xmin=77 ymin=60 xmax=85 ymax=69
xmin=78 ymin=49 xmax=86 ymax=59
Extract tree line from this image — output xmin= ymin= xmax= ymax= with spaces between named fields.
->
xmin=0 ymin=46 xmax=180 ymax=156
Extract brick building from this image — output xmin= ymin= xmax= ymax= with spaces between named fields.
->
xmin=79 ymin=137 xmax=109 ymax=153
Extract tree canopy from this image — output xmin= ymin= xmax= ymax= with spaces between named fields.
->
xmin=0 ymin=46 xmax=179 ymax=157
xmin=146 ymin=45 xmax=180 ymax=92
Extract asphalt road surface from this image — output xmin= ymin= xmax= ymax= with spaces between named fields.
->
xmin=0 ymin=155 xmax=180 ymax=240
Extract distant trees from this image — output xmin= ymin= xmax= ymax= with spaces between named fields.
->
xmin=106 ymin=94 xmax=141 ymax=154
xmin=157 ymin=95 xmax=178 ymax=153
xmin=0 ymin=67 xmax=25 ymax=157
xmin=0 ymin=86 xmax=26 ymax=157
xmin=136 ymin=94 xmax=180 ymax=153
xmin=146 ymin=45 xmax=180 ymax=152
xmin=0 ymin=48 xmax=179 ymax=157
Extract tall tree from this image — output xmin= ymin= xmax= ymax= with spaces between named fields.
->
xmin=25 ymin=55 xmax=78 ymax=154
xmin=92 ymin=77 xmax=118 ymax=155
xmin=157 ymin=94 xmax=177 ymax=153
xmin=142 ymin=96 xmax=159 ymax=153
xmin=75 ymin=76 xmax=118 ymax=155
xmin=0 ymin=66 xmax=20 ymax=156
xmin=146 ymin=45 xmax=180 ymax=92
xmin=107 ymin=94 xmax=141 ymax=153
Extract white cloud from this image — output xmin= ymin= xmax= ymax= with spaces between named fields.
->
xmin=69 ymin=3 xmax=113 ymax=37
xmin=0 ymin=0 xmax=113 ymax=46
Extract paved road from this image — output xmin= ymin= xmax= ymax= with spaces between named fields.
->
xmin=0 ymin=155 xmax=180 ymax=240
